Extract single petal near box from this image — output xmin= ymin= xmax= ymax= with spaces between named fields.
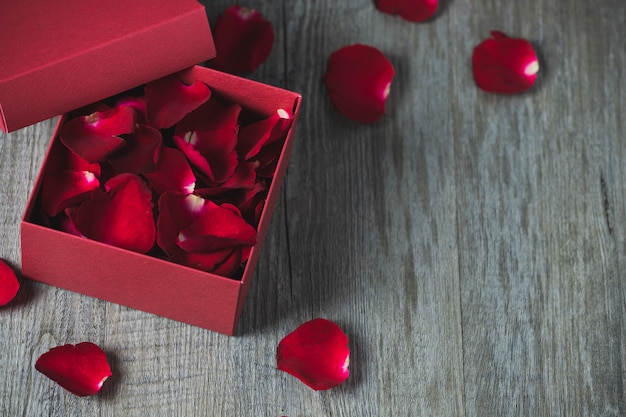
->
xmin=0 ymin=259 xmax=19 ymax=306
xmin=35 ymin=342 xmax=112 ymax=397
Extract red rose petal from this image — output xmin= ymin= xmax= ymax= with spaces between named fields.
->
xmin=74 ymin=174 xmax=156 ymax=254
xmin=176 ymin=201 xmax=257 ymax=253
xmin=238 ymin=109 xmax=292 ymax=160
xmin=277 ymin=318 xmax=350 ymax=390
xmin=41 ymin=170 xmax=100 ymax=217
xmin=144 ymin=147 xmax=196 ymax=195
xmin=108 ymin=124 xmax=163 ymax=174
xmin=47 ymin=139 xmax=101 ymax=176
xmin=35 ymin=342 xmax=112 ymax=397
xmin=323 ymin=44 xmax=395 ymax=123
xmin=116 ymin=96 xmax=149 ymax=125
xmin=472 ymin=31 xmax=539 ymax=94
xmin=157 ymin=192 xmax=209 ymax=261
xmin=0 ymin=259 xmax=19 ymax=306
xmin=183 ymin=246 xmax=242 ymax=276
xmin=145 ymin=75 xmax=212 ymax=129
xmin=59 ymin=105 xmax=135 ymax=163
xmin=195 ymin=160 xmax=257 ymax=197
xmin=173 ymin=118 xmax=239 ymax=184
xmin=176 ymin=97 xmax=242 ymax=135
xmin=210 ymin=5 xmax=275 ymax=74
xmin=375 ymin=0 xmax=438 ymax=22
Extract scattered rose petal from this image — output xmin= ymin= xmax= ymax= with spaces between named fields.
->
xmin=35 ymin=342 xmax=112 ymax=397
xmin=210 ymin=5 xmax=275 ymax=74
xmin=59 ymin=105 xmax=135 ymax=163
xmin=116 ymin=96 xmax=149 ymax=124
xmin=74 ymin=174 xmax=156 ymax=253
xmin=41 ymin=170 xmax=100 ymax=217
xmin=375 ymin=0 xmax=438 ymax=22
xmin=277 ymin=318 xmax=350 ymax=390
xmin=324 ymin=44 xmax=395 ymax=123
xmin=143 ymin=147 xmax=196 ymax=195
xmin=108 ymin=124 xmax=163 ymax=174
xmin=0 ymin=259 xmax=19 ymax=306
xmin=145 ymin=75 xmax=212 ymax=129
xmin=472 ymin=31 xmax=539 ymax=94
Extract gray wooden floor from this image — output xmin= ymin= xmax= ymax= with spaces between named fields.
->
xmin=1 ymin=0 xmax=625 ymax=415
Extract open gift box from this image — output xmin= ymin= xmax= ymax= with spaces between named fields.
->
xmin=1 ymin=0 xmax=300 ymax=335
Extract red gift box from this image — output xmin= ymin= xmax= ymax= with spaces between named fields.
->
xmin=2 ymin=0 xmax=301 ymax=335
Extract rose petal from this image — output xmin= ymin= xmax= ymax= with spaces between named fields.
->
xmin=375 ymin=0 xmax=438 ymax=22
xmin=277 ymin=318 xmax=350 ymax=390
xmin=183 ymin=246 xmax=242 ymax=276
xmin=0 ymin=259 xmax=19 ymax=306
xmin=145 ymin=75 xmax=212 ymax=129
xmin=108 ymin=124 xmax=163 ymax=174
xmin=472 ymin=31 xmax=539 ymax=94
xmin=209 ymin=5 xmax=274 ymax=74
xmin=74 ymin=174 xmax=156 ymax=254
xmin=46 ymin=139 xmax=101 ymax=176
xmin=176 ymin=201 xmax=257 ymax=253
xmin=41 ymin=170 xmax=100 ymax=217
xmin=238 ymin=109 xmax=292 ymax=160
xmin=143 ymin=147 xmax=196 ymax=195
xmin=59 ymin=105 xmax=135 ymax=163
xmin=157 ymin=192 xmax=210 ymax=261
xmin=116 ymin=96 xmax=149 ymax=124
xmin=35 ymin=342 xmax=112 ymax=397
xmin=323 ymin=44 xmax=395 ymax=123
xmin=173 ymin=122 xmax=239 ymax=185
xmin=195 ymin=160 xmax=257 ymax=197
xmin=176 ymin=97 xmax=242 ymax=135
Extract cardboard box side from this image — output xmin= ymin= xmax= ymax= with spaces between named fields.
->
xmin=1 ymin=8 xmax=214 ymax=133
xmin=21 ymin=222 xmax=241 ymax=335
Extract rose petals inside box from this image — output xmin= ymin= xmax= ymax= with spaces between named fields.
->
xmin=21 ymin=66 xmax=300 ymax=335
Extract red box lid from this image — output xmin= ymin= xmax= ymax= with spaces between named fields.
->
xmin=0 ymin=0 xmax=216 ymax=133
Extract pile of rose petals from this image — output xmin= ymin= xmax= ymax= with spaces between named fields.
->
xmin=0 ymin=259 xmax=19 ymax=306
xmin=38 ymin=73 xmax=292 ymax=278
xmin=35 ymin=342 xmax=112 ymax=396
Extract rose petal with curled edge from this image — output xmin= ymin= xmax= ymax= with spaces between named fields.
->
xmin=145 ymin=75 xmax=212 ymax=129
xmin=173 ymin=119 xmax=239 ymax=185
xmin=35 ymin=342 xmax=112 ymax=397
xmin=46 ymin=139 xmax=102 ymax=176
xmin=209 ymin=5 xmax=275 ymax=74
xmin=108 ymin=124 xmax=163 ymax=174
xmin=323 ymin=44 xmax=395 ymax=123
xmin=74 ymin=174 xmax=156 ymax=254
xmin=277 ymin=318 xmax=350 ymax=390
xmin=41 ymin=170 xmax=100 ymax=217
xmin=176 ymin=97 xmax=242 ymax=135
xmin=157 ymin=192 xmax=210 ymax=261
xmin=144 ymin=147 xmax=196 ymax=195
xmin=238 ymin=108 xmax=292 ymax=160
xmin=59 ymin=105 xmax=135 ymax=163
xmin=472 ymin=31 xmax=539 ymax=94
xmin=195 ymin=160 xmax=257 ymax=198
xmin=0 ymin=259 xmax=19 ymax=306
xmin=375 ymin=0 xmax=438 ymax=22
xmin=176 ymin=201 xmax=257 ymax=253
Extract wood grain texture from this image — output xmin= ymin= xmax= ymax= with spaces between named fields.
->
xmin=0 ymin=0 xmax=624 ymax=416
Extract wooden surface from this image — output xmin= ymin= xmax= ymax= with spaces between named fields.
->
xmin=1 ymin=0 xmax=625 ymax=415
